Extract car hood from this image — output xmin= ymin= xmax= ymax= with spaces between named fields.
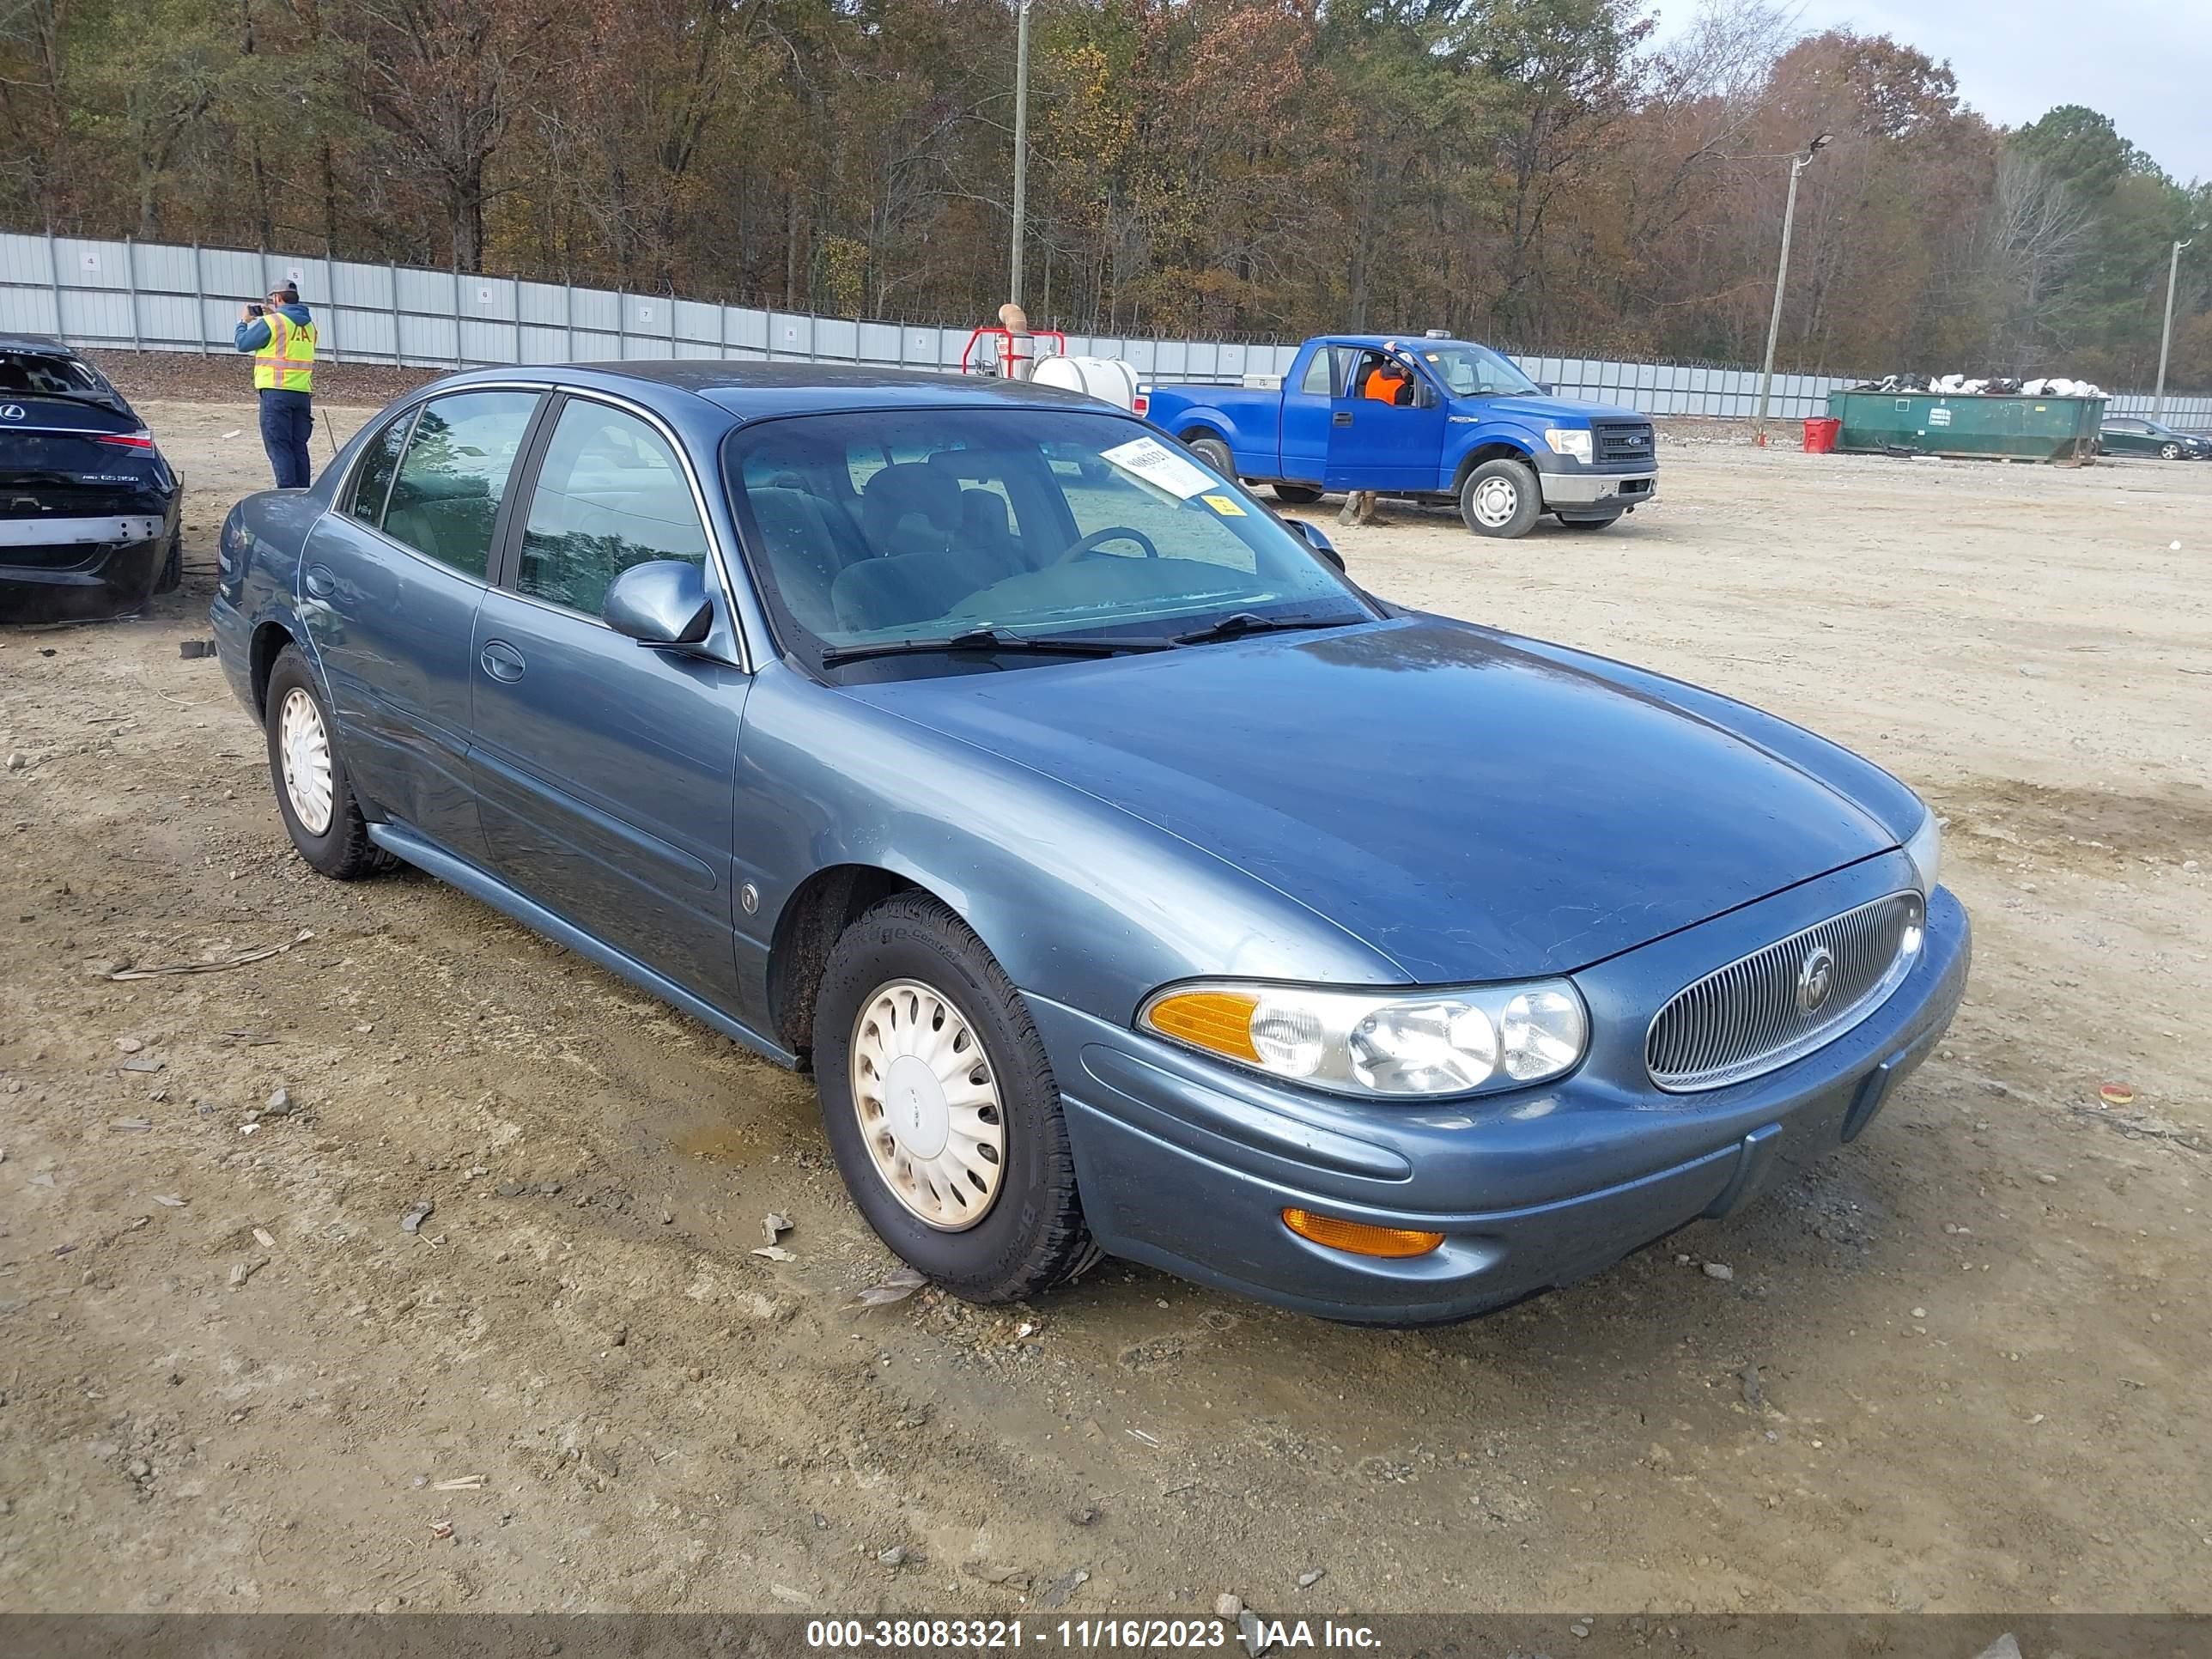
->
xmin=843 ymin=617 xmax=1899 ymax=982
xmin=1457 ymin=393 xmax=1648 ymax=428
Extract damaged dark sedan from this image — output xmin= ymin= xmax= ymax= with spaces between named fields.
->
xmin=1 ymin=334 xmax=183 ymax=623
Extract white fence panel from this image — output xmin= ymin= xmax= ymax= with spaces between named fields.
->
xmin=4 ymin=228 xmax=2203 ymax=424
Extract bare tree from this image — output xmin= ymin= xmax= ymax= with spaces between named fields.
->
xmin=1976 ymin=149 xmax=2094 ymax=364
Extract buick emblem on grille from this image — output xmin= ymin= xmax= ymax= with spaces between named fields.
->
xmin=1796 ymin=945 xmax=1837 ymax=1013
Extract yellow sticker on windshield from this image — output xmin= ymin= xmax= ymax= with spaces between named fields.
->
xmin=1200 ymin=493 xmax=1246 ymax=517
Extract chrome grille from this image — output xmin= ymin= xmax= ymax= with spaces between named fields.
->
xmin=1646 ymin=891 xmax=1924 ymax=1092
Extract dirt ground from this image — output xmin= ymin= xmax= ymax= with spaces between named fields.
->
xmin=3 ymin=396 xmax=2208 ymax=1621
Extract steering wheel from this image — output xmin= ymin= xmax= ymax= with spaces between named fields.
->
xmin=1054 ymin=524 xmax=1160 ymax=565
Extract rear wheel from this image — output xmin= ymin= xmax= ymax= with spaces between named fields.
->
xmin=813 ymin=893 xmax=1096 ymax=1303
xmin=1554 ymin=512 xmax=1624 ymax=532
xmin=1458 ymin=458 xmax=1542 ymax=538
xmin=1273 ymin=482 xmax=1324 ymax=505
xmin=153 ymin=529 xmax=183 ymax=593
xmin=264 ymin=646 xmax=388 ymax=880
xmin=1186 ymin=435 xmax=1236 ymax=479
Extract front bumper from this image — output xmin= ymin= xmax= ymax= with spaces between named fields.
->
xmin=1033 ymin=863 xmax=1968 ymax=1325
xmin=0 ymin=502 xmax=180 ymax=623
xmin=1538 ymin=468 xmax=1657 ymax=511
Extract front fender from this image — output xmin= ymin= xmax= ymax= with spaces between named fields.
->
xmin=1443 ymin=423 xmax=1538 ymax=490
xmin=732 ymin=664 xmax=1407 ymax=1030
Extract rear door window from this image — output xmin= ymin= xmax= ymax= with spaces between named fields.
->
xmin=348 ymin=407 xmax=417 ymax=525
xmin=380 ymin=391 xmax=539 ymax=579
xmin=514 ymin=399 xmax=709 ymax=616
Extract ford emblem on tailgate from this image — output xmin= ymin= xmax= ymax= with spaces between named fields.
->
xmin=1796 ymin=945 xmax=1836 ymax=1013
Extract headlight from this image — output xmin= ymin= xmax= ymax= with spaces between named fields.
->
xmin=1140 ymin=979 xmax=1588 ymax=1098
xmin=1542 ymin=428 xmax=1592 ymax=463
xmin=1904 ymin=805 xmax=1942 ymax=896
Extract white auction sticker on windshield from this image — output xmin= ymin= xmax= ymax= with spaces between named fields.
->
xmin=1100 ymin=435 xmax=1216 ymax=499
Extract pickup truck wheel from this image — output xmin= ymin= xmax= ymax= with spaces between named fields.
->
xmin=1186 ymin=436 xmax=1236 ymax=479
xmin=1459 ymin=458 xmax=1542 ymax=538
xmin=1554 ymin=511 xmax=1623 ymax=532
xmin=813 ymin=892 xmax=1097 ymax=1304
xmin=1273 ymin=483 xmax=1324 ymax=505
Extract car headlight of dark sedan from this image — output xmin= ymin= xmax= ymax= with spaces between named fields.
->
xmin=1140 ymin=978 xmax=1589 ymax=1097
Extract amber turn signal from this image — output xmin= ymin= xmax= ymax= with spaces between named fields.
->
xmin=1143 ymin=988 xmax=1261 ymax=1062
xmin=1281 ymin=1207 xmax=1445 ymax=1258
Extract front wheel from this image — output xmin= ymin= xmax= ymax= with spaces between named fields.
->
xmin=1459 ymin=458 xmax=1542 ymax=538
xmin=1273 ymin=482 xmax=1324 ymax=505
xmin=2160 ymin=442 xmax=2182 ymax=460
xmin=1186 ymin=435 xmax=1236 ymax=479
xmin=813 ymin=893 xmax=1096 ymax=1303
xmin=1554 ymin=512 xmax=1624 ymax=532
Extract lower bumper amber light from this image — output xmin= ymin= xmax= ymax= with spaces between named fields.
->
xmin=1282 ymin=1207 xmax=1445 ymax=1258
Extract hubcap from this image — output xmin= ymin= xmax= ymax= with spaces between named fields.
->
xmin=849 ymin=979 xmax=1006 ymax=1231
xmin=1471 ymin=476 xmax=1519 ymax=527
xmin=277 ymin=687 xmax=334 ymax=836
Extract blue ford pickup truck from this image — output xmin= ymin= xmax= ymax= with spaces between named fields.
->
xmin=1137 ymin=334 xmax=1658 ymax=538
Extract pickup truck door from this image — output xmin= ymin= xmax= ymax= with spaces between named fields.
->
xmin=1324 ymin=350 xmax=1448 ymax=494
xmin=1276 ymin=346 xmax=1339 ymax=483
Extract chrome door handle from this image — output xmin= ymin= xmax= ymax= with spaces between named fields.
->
xmin=479 ymin=640 xmax=526 ymax=682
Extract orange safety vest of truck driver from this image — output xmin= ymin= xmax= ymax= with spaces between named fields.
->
xmin=253 ymin=312 xmax=318 ymax=393
xmin=1363 ymin=362 xmax=1409 ymax=404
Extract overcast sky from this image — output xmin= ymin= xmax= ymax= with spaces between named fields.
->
xmin=1657 ymin=1 xmax=2212 ymax=184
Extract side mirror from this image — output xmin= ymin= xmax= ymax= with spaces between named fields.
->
xmin=1413 ymin=381 xmax=1440 ymax=410
xmin=604 ymin=559 xmax=713 ymax=647
xmin=1285 ymin=518 xmax=1345 ymax=572
xmin=1535 ymin=382 xmax=1556 ymax=396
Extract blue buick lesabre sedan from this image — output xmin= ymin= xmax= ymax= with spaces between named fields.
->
xmin=211 ymin=362 xmax=1968 ymax=1325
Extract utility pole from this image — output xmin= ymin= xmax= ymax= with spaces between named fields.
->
xmin=1010 ymin=0 xmax=1032 ymax=310
xmin=2154 ymin=235 xmax=2194 ymax=421
xmin=1756 ymin=133 xmax=1831 ymax=438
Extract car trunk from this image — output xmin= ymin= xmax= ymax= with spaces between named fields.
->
xmin=2 ymin=354 xmax=171 ymax=553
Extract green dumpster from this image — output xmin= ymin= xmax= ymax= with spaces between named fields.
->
xmin=1826 ymin=390 xmax=2106 ymax=464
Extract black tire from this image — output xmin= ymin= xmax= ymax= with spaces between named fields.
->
xmin=153 ymin=529 xmax=183 ymax=594
xmin=263 ymin=645 xmax=389 ymax=880
xmin=1554 ymin=512 xmax=1624 ymax=532
xmin=1458 ymin=458 xmax=1543 ymax=538
xmin=813 ymin=892 xmax=1096 ymax=1303
xmin=1185 ymin=435 xmax=1236 ymax=479
xmin=2160 ymin=442 xmax=2181 ymax=460
xmin=1273 ymin=482 xmax=1324 ymax=505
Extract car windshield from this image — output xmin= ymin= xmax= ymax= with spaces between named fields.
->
xmin=1410 ymin=342 xmax=1540 ymax=398
xmin=723 ymin=407 xmax=1372 ymax=664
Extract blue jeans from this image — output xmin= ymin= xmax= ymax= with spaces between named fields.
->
xmin=258 ymin=390 xmax=315 ymax=489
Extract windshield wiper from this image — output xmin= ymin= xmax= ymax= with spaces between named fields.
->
xmin=1170 ymin=612 xmax=1361 ymax=647
xmin=818 ymin=625 xmax=1174 ymax=668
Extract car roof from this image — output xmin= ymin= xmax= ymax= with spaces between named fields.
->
xmin=0 ymin=332 xmax=81 ymax=357
xmin=432 ymin=359 xmax=1118 ymax=422
xmin=1321 ymin=335 xmax=1487 ymax=351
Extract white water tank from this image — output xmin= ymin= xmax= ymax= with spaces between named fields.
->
xmin=1031 ymin=354 xmax=1140 ymax=410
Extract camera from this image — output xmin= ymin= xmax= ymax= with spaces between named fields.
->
xmin=246 ymin=303 xmax=265 ymax=318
